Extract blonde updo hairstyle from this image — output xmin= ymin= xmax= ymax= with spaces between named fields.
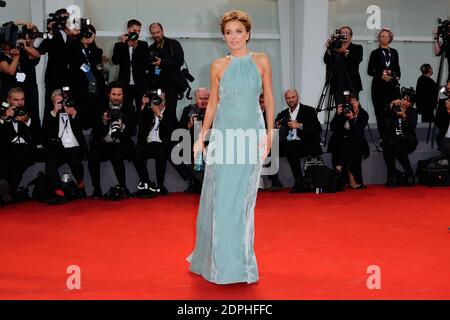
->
xmin=377 ymin=28 xmax=394 ymax=44
xmin=220 ymin=10 xmax=252 ymax=43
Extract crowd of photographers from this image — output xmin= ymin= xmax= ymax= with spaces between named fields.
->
xmin=0 ymin=10 xmax=449 ymax=206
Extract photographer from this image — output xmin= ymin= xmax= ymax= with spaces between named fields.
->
xmin=88 ymin=81 xmax=136 ymax=199
xmin=368 ymin=28 xmax=401 ymax=137
xmin=148 ymin=22 xmax=185 ymax=119
xmin=0 ymin=22 xmax=42 ymax=125
xmin=42 ymin=89 xmax=86 ymax=205
xmin=275 ymin=89 xmax=322 ymax=193
xmin=323 ymin=26 xmax=363 ymax=104
xmin=434 ymin=19 xmax=450 ymax=81
xmin=111 ymin=19 xmax=150 ymax=112
xmin=38 ymin=8 xmax=78 ymax=116
xmin=0 ymin=87 xmax=41 ymax=203
xmin=436 ymin=81 xmax=450 ymax=151
xmin=327 ymin=92 xmax=369 ymax=190
xmin=68 ymin=24 xmax=106 ymax=129
xmin=416 ymin=64 xmax=439 ymax=123
xmin=133 ymin=89 xmax=201 ymax=196
xmin=381 ymin=88 xmax=418 ymax=187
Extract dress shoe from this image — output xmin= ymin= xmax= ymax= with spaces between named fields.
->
xmin=184 ymin=180 xmax=202 ymax=194
xmin=385 ymin=177 xmax=398 ymax=188
xmin=406 ymin=176 xmax=416 ymax=187
xmin=270 ymin=177 xmax=283 ymax=191
xmin=91 ymin=187 xmax=103 ymax=199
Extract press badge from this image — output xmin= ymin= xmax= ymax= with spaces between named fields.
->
xmin=16 ymin=72 xmax=26 ymax=83
xmin=80 ymin=63 xmax=91 ymax=73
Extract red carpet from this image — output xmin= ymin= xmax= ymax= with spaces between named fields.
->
xmin=0 ymin=185 xmax=449 ymax=300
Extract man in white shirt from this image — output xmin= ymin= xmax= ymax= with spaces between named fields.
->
xmin=43 ymin=89 xmax=86 ymax=205
xmin=275 ymin=89 xmax=323 ymax=193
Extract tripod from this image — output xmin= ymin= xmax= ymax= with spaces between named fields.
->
xmin=317 ymin=51 xmax=381 ymax=151
xmin=426 ymin=37 xmax=447 ymax=148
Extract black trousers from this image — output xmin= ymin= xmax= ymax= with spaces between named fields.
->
xmin=382 ymin=138 xmax=416 ymax=178
xmin=133 ymin=142 xmax=168 ymax=186
xmin=372 ymin=81 xmax=400 ymax=138
xmin=45 ymin=146 xmax=84 ymax=193
xmin=442 ymin=138 xmax=450 ymax=159
xmin=331 ymin=138 xmax=364 ymax=185
xmin=280 ymin=140 xmax=312 ymax=181
xmin=0 ymin=144 xmax=37 ymax=191
xmin=88 ymin=141 xmax=134 ymax=189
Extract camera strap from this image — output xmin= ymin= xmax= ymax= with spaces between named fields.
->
xmin=58 ymin=113 xmax=70 ymax=139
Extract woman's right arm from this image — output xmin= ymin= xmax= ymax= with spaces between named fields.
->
xmin=200 ymin=59 xmax=221 ymax=141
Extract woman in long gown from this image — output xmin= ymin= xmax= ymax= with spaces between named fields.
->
xmin=187 ymin=10 xmax=275 ymax=285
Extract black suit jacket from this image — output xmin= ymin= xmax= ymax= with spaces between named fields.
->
xmin=67 ymin=41 xmax=105 ymax=97
xmin=276 ymin=104 xmax=323 ymax=156
xmin=416 ymin=75 xmax=439 ymax=117
xmin=383 ymin=107 xmax=418 ymax=151
xmin=111 ymin=40 xmax=150 ymax=89
xmin=42 ymin=110 xmax=87 ymax=153
xmin=324 ymin=43 xmax=363 ymax=94
xmin=138 ymin=107 xmax=178 ymax=146
xmin=327 ymin=107 xmax=370 ymax=158
xmin=148 ymin=37 xmax=184 ymax=86
xmin=37 ymin=30 xmax=72 ymax=88
xmin=91 ymin=102 xmax=137 ymax=147
xmin=0 ymin=117 xmax=42 ymax=148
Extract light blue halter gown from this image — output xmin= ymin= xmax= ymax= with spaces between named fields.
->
xmin=188 ymin=52 xmax=266 ymax=284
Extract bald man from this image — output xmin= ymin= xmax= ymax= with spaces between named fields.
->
xmin=276 ymin=89 xmax=323 ymax=193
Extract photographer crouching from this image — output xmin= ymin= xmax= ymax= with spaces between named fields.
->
xmin=0 ymin=87 xmax=41 ymax=204
xmin=43 ymin=88 xmax=86 ymax=205
xmin=88 ymin=81 xmax=136 ymax=199
xmin=327 ymin=92 xmax=369 ymax=190
xmin=381 ymin=88 xmax=418 ymax=187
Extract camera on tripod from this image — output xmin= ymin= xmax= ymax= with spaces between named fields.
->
xmin=329 ymin=29 xmax=348 ymax=50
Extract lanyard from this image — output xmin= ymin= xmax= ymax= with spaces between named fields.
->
xmin=381 ymin=48 xmax=391 ymax=68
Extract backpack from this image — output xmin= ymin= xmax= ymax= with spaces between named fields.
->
xmin=416 ymin=156 xmax=450 ymax=186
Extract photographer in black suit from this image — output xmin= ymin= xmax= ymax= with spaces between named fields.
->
xmin=111 ymin=19 xmax=150 ymax=112
xmin=88 ymin=81 xmax=137 ymax=199
xmin=0 ymin=22 xmax=42 ymax=125
xmin=382 ymin=88 xmax=418 ymax=187
xmin=38 ymin=9 xmax=78 ymax=117
xmin=275 ymin=89 xmax=322 ymax=193
xmin=328 ymin=93 xmax=369 ymax=190
xmin=324 ymin=26 xmax=363 ymax=104
xmin=43 ymin=89 xmax=86 ymax=205
xmin=148 ymin=22 xmax=185 ymax=119
xmin=436 ymin=83 xmax=450 ymax=153
xmin=133 ymin=89 xmax=201 ymax=196
xmin=0 ymin=87 xmax=41 ymax=202
xmin=68 ymin=24 xmax=106 ymax=129
xmin=416 ymin=64 xmax=439 ymax=123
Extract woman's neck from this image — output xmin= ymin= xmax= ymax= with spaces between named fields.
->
xmin=230 ymin=48 xmax=250 ymax=57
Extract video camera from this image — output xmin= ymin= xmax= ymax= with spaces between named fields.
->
xmin=436 ymin=18 xmax=450 ymax=42
xmin=439 ymin=85 xmax=450 ymax=97
xmin=329 ymin=29 xmax=348 ymax=50
xmin=0 ymin=22 xmax=48 ymax=49
xmin=47 ymin=11 xmax=70 ymax=31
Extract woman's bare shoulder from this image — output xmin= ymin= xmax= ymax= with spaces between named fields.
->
xmin=252 ymin=52 xmax=270 ymax=63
